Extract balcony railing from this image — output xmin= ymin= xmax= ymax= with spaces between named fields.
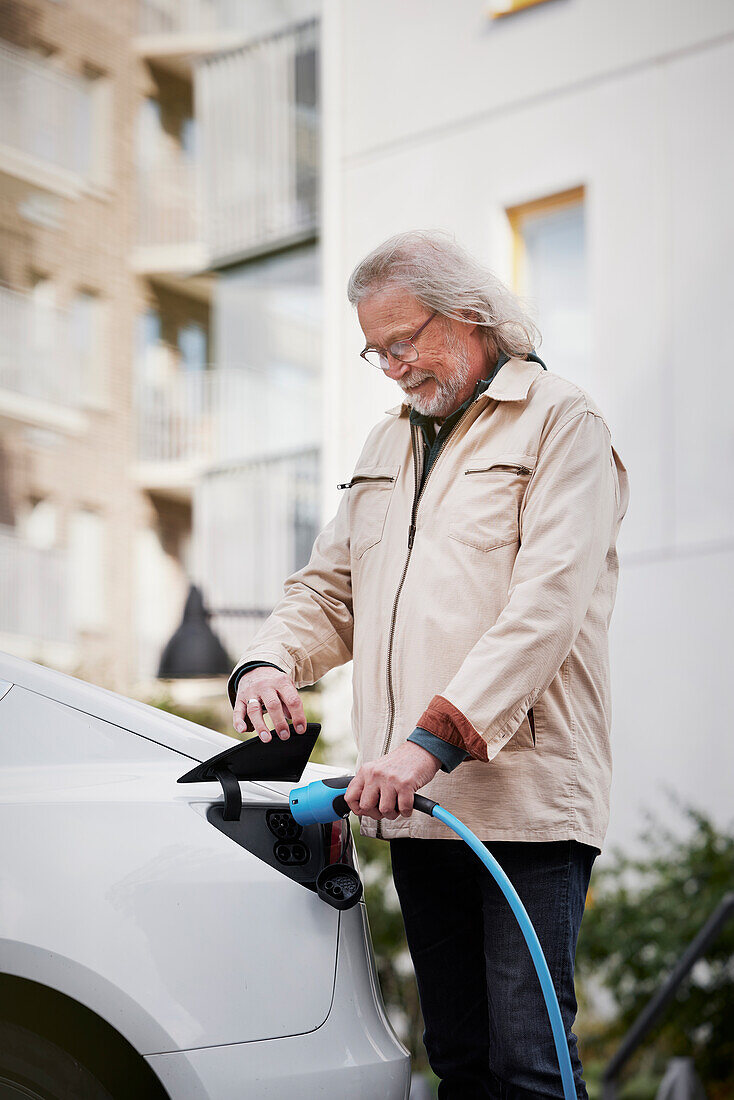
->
xmin=192 ymin=448 xmax=321 ymax=665
xmin=0 ymin=42 xmax=92 ymax=180
xmin=135 ymin=363 xmax=320 ymax=472
xmin=136 ymin=158 xmax=202 ymax=252
xmin=0 ymin=286 xmax=81 ymax=407
xmin=139 ymin=0 xmax=253 ymax=36
xmin=0 ymin=525 xmax=71 ymax=644
xmin=198 ymin=19 xmax=319 ymax=263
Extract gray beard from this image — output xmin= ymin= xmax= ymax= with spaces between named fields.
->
xmin=404 ymin=331 xmax=474 ymax=417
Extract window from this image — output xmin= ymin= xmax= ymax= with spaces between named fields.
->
xmin=136 ymin=307 xmax=162 ymax=384
xmin=69 ymin=288 xmax=108 ymax=407
xmin=29 ymin=272 xmax=57 ymax=360
xmin=136 ymin=98 xmax=163 ymax=171
xmin=69 ymin=508 xmax=106 ymax=632
xmin=178 ymin=321 xmax=208 ymax=372
xmin=21 ymin=497 xmax=57 ymax=549
xmin=506 ymin=187 xmax=589 ymax=388
xmin=82 ymin=62 xmax=112 ymax=188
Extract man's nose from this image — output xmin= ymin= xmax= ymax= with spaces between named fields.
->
xmin=383 ymin=354 xmax=412 ymax=380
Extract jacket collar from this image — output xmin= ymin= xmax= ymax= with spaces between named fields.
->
xmin=384 ymin=356 xmax=544 ymax=417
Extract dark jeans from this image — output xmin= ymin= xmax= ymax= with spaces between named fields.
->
xmin=390 ymin=837 xmax=597 ymax=1100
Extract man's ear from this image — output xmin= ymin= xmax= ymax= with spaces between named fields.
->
xmin=458 ymin=308 xmax=481 ymax=332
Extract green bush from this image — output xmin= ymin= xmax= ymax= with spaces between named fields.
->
xmin=576 ymin=803 xmax=734 ymax=1098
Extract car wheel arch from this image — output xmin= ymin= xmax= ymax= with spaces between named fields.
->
xmin=0 ymin=973 xmax=171 ymax=1100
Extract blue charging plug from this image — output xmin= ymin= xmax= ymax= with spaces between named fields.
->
xmin=289 ymin=775 xmax=353 ymax=824
xmin=289 ymin=775 xmax=437 ymax=825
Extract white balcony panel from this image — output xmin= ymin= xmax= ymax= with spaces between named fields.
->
xmin=198 ymin=20 xmax=319 ymax=264
xmin=0 ymin=43 xmax=92 ymax=185
xmin=135 ymin=365 xmax=320 ymax=488
xmin=0 ymin=286 xmax=84 ymax=426
xmin=0 ymin=526 xmax=71 ymax=644
xmin=138 ymin=0 xmax=320 ymax=44
xmin=140 ymin=0 xmax=239 ymax=36
xmin=191 ymin=449 xmax=320 ymax=662
xmin=132 ymin=160 xmax=205 ymax=272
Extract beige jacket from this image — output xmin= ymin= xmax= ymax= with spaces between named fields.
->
xmin=228 ymin=357 xmax=630 ymax=848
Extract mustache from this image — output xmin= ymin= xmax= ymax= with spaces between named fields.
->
xmin=401 ymin=373 xmax=432 ymax=388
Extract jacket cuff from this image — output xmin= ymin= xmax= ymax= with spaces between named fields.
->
xmin=228 ymin=661 xmax=285 ymax=710
xmin=415 ymin=695 xmax=489 ymax=762
xmin=408 ymin=728 xmax=469 ymax=773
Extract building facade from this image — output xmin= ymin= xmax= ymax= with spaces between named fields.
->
xmin=0 ymin=0 xmax=322 ymax=702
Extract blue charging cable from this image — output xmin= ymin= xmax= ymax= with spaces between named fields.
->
xmin=289 ymin=776 xmax=577 ymax=1100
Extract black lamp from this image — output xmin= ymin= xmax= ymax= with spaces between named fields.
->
xmin=157 ymin=583 xmax=233 ymax=678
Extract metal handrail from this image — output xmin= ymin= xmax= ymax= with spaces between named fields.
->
xmin=601 ymin=892 xmax=734 ymax=1099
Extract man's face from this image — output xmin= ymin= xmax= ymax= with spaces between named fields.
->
xmin=357 ymin=287 xmax=485 ymax=418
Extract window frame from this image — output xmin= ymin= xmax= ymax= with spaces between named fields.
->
xmin=505 ymin=185 xmax=585 ymax=294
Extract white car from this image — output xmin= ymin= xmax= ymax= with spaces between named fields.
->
xmin=0 ymin=651 xmax=410 ymax=1099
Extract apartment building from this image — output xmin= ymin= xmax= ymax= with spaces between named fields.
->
xmin=0 ymin=0 xmax=140 ymax=691
xmin=0 ymin=0 xmax=322 ymax=701
xmin=319 ymin=0 xmax=734 ymax=848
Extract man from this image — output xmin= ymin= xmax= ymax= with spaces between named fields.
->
xmin=228 ymin=230 xmax=629 ymax=1099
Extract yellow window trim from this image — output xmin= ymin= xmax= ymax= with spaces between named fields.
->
xmin=506 ymin=185 xmax=585 ymax=293
xmin=488 ymin=0 xmax=557 ymax=18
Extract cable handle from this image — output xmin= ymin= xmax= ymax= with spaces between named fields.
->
xmin=320 ymin=775 xmax=437 ymax=818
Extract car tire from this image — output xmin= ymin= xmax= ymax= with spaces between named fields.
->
xmin=0 ymin=1019 xmax=114 ymax=1100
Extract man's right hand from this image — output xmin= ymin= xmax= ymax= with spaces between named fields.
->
xmin=233 ymin=667 xmax=307 ymax=742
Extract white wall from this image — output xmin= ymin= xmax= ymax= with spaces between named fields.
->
xmin=321 ymin=0 xmax=734 ymax=851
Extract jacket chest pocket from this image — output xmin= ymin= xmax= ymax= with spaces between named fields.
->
xmin=343 ymin=463 xmax=401 ymax=561
xmin=448 ymin=453 xmax=536 ymax=553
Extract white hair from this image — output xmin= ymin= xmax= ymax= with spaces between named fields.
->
xmin=347 ymin=229 xmax=541 ymax=358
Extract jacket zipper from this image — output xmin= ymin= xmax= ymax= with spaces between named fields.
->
xmin=376 ymin=400 xmax=478 ymax=838
xmin=464 ymin=463 xmax=531 ymax=476
xmin=338 ymin=474 xmax=397 ymax=490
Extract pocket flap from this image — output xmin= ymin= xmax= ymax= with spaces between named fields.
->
xmin=349 ymin=463 xmax=401 ymax=483
xmin=464 ymin=452 xmax=536 ymax=475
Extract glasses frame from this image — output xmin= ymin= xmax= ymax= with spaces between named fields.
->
xmin=360 ymin=311 xmax=438 ymax=371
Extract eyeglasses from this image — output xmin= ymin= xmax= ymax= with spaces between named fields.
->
xmin=360 ymin=311 xmax=438 ymax=371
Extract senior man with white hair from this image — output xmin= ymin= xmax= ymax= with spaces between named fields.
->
xmin=228 ymin=230 xmax=630 ymax=1099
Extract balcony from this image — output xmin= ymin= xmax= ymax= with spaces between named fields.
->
xmin=135 ymin=1 xmax=319 ymax=73
xmin=0 ymin=42 xmax=93 ymax=196
xmin=0 ymin=286 xmax=84 ymax=433
xmin=198 ymin=19 xmax=319 ymax=265
xmin=136 ymin=0 xmax=253 ymax=78
xmin=191 ymin=447 xmax=321 ymax=668
xmin=139 ymin=0 xmax=253 ymax=37
xmin=0 ymin=525 xmax=72 ymax=652
xmin=133 ymin=358 xmax=320 ymax=500
xmin=132 ymin=158 xmax=208 ymax=275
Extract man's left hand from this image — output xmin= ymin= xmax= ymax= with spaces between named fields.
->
xmin=345 ymin=741 xmax=442 ymax=821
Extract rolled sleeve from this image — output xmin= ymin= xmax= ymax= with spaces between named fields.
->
xmin=407 ymin=727 xmax=470 ymax=772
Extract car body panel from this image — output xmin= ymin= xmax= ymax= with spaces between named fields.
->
xmin=0 ymin=683 xmax=338 ymax=1050
xmin=145 ymin=903 xmax=410 ymax=1100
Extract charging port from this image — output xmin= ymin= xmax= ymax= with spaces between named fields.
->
xmin=266 ymin=810 xmax=303 ymax=841
xmin=274 ymin=841 xmax=310 ymax=866
xmin=316 ymin=864 xmax=363 ymax=910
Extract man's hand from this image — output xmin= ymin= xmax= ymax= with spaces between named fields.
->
xmin=233 ymin=668 xmax=307 ymax=741
xmin=345 ymin=741 xmax=442 ymax=821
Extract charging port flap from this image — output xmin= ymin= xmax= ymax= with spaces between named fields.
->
xmin=177 ymin=723 xmax=321 ymax=820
